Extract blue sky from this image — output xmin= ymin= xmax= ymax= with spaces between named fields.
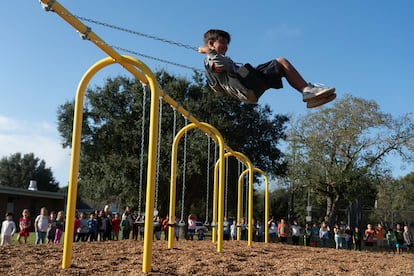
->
xmin=1 ymin=1 xmax=413 ymax=186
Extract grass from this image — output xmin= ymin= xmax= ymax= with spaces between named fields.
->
xmin=11 ymin=232 xmax=37 ymax=245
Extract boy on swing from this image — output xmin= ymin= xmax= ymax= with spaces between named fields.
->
xmin=198 ymin=29 xmax=336 ymax=108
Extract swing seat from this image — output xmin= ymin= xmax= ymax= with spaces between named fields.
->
xmin=177 ymin=221 xmax=186 ymax=227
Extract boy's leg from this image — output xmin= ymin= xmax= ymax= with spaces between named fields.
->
xmin=276 ymin=58 xmax=307 ymax=91
xmin=276 ymin=57 xmax=335 ymax=103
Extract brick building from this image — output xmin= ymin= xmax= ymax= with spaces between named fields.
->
xmin=0 ymin=185 xmax=66 ymax=231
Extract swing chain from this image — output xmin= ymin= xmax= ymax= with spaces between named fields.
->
xmin=40 ymin=6 xmax=203 ymax=72
xmin=137 ymin=84 xmax=147 ymax=216
xmin=155 ymin=97 xmax=163 ymax=211
xmin=180 ymin=117 xmax=188 ymax=222
xmin=73 ymin=15 xmax=199 ymax=52
xmin=205 ymin=137 xmax=210 ymax=223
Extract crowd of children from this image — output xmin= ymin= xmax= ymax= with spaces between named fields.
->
xmin=2 ymin=207 xmax=413 ymax=255
xmin=262 ymin=218 xmax=414 ymax=253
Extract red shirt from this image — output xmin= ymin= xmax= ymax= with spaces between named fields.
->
xmin=112 ymin=218 xmax=120 ymax=232
xmin=278 ymin=223 xmax=289 ymax=238
xmin=19 ymin=217 xmax=31 ymax=233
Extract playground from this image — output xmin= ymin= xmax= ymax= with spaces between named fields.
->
xmin=2 ymin=1 xmax=410 ymax=275
xmin=1 ymin=240 xmax=413 ymax=275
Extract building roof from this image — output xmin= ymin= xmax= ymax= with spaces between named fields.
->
xmin=0 ymin=185 xmax=66 ymax=200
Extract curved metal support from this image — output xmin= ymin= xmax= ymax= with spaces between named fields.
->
xmin=212 ymin=152 xmax=255 ymax=246
xmin=61 ymin=56 xmax=160 ymax=274
xmin=238 ymin=168 xmax=269 ymax=243
xmin=167 ymin=122 xmax=226 ymax=253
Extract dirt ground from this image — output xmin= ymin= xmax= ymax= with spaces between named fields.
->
xmin=1 ymin=240 xmax=413 ymax=275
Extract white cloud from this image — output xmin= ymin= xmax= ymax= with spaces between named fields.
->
xmin=0 ymin=116 xmax=70 ymax=186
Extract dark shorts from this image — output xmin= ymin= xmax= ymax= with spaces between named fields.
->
xmin=256 ymin=60 xmax=283 ymax=90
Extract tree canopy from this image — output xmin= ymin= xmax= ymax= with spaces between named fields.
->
xmin=57 ymin=71 xmax=288 ymax=218
xmin=0 ymin=152 xmax=59 ymax=192
xmin=285 ymin=95 xmax=414 ymax=225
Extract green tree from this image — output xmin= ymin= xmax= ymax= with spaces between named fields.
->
xmin=386 ymin=172 xmax=414 ymax=210
xmin=286 ymin=95 xmax=414 ymax=225
xmin=0 ymin=153 xmax=59 ymax=191
xmin=57 ymin=71 xmax=288 ymax=216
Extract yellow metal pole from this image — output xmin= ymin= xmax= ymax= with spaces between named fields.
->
xmin=142 ymin=77 xmax=160 ymax=274
xmin=39 ymin=0 xmax=267 ymax=269
xmin=168 ymin=122 xmax=224 ymax=252
xmin=228 ymin=153 xmax=253 ymax=246
xmin=212 ymin=160 xmax=219 ymax=243
xmin=253 ymin=168 xmax=269 ymax=244
xmin=237 ymin=170 xmax=247 ymax=241
xmin=39 ymin=0 xmax=148 ymax=85
xmin=61 ymin=57 xmax=133 ymax=268
xmin=167 ymin=132 xmax=179 ymax=248
xmin=238 ymin=168 xmax=269 ymax=244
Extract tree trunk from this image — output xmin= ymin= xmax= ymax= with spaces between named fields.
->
xmin=324 ymin=195 xmax=339 ymax=226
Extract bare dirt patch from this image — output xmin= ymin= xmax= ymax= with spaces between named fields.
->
xmin=1 ymin=240 xmax=413 ymax=275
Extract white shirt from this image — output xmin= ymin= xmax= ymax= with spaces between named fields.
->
xmin=290 ymin=225 xmax=302 ymax=237
xmin=1 ymin=220 xmax=16 ymax=236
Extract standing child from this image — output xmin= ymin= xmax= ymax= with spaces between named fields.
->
xmin=17 ymin=209 xmax=31 ymax=244
xmin=333 ymin=224 xmax=342 ymax=249
xmin=111 ymin=213 xmax=121 ymax=241
xmin=187 ymin=214 xmax=197 ymax=241
xmin=54 ymin=211 xmax=65 ymax=244
xmin=403 ymin=225 xmax=413 ymax=250
xmin=344 ymin=225 xmax=353 ymax=250
xmin=353 ymin=227 xmax=362 ymax=251
xmin=364 ymin=223 xmax=375 ymax=249
xmin=1 ymin=213 xmax=16 ymax=246
xmin=76 ymin=212 xmax=88 ymax=242
xmin=319 ymin=222 xmax=330 ymax=248
xmin=35 ymin=207 xmax=49 ymax=244
xmin=230 ymin=220 xmax=237 ymax=240
xmin=199 ymin=29 xmax=336 ymax=108
xmin=278 ymin=218 xmax=289 ymax=244
xmin=311 ymin=223 xmax=320 ymax=247
xmin=87 ymin=212 xmax=98 ymax=242
xmin=386 ymin=228 xmax=397 ymax=254
xmin=395 ymin=224 xmax=404 ymax=254
xmin=97 ymin=210 xmax=107 ymax=241
xmin=73 ymin=212 xmax=80 ymax=242
xmin=268 ymin=216 xmax=278 ymax=243
xmin=375 ymin=224 xmax=385 ymax=251
xmin=290 ymin=221 xmax=302 ymax=245
xmin=303 ymin=223 xmax=311 ymax=246
xmin=47 ymin=211 xmax=57 ymax=244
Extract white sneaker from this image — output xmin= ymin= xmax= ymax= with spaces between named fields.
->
xmin=302 ymin=83 xmax=335 ymax=102
xmin=307 ymin=93 xmax=336 ymax=108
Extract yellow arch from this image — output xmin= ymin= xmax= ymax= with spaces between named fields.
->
xmin=212 ymin=152 xmax=255 ymax=246
xmin=167 ymin=122 xmax=226 ymax=252
xmin=238 ymin=168 xmax=269 ymax=243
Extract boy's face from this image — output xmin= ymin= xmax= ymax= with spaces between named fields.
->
xmin=208 ymin=37 xmax=228 ymax=55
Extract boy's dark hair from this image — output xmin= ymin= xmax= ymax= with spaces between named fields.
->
xmin=203 ymin=29 xmax=231 ymax=45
